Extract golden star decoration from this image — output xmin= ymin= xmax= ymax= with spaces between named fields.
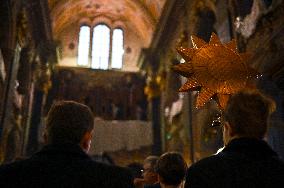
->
xmin=172 ymin=33 xmax=259 ymax=109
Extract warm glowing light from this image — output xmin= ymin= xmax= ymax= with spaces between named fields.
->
xmin=111 ymin=28 xmax=124 ymax=69
xmin=172 ymin=33 xmax=259 ymax=109
xmin=78 ymin=26 xmax=90 ymax=66
xmin=92 ymin=24 xmax=110 ymax=69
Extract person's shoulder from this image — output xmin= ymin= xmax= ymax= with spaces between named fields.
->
xmin=0 ymin=158 xmax=29 ymax=172
xmin=269 ymin=156 xmax=284 ymax=173
xmin=107 ymin=164 xmax=134 ymax=178
xmin=70 ymin=160 xmax=134 ymax=188
xmin=0 ymin=158 xmax=31 ymax=183
xmin=144 ymin=183 xmax=161 ymax=188
xmin=85 ymin=159 xmax=130 ymax=172
xmin=189 ymin=154 xmax=224 ymax=170
xmin=186 ymin=153 xmax=233 ymax=181
xmin=102 ymin=164 xmax=134 ymax=188
xmin=185 ymin=154 xmax=231 ymax=188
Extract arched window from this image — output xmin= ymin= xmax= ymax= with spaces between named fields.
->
xmin=91 ymin=24 xmax=110 ymax=69
xmin=77 ymin=24 xmax=124 ymax=69
xmin=111 ymin=28 xmax=124 ymax=69
xmin=77 ymin=26 xmax=91 ymax=66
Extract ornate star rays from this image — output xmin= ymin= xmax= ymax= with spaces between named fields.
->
xmin=172 ymin=33 xmax=259 ymax=109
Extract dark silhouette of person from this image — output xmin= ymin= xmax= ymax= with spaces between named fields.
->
xmin=185 ymin=90 xmax=284 ymax=188
xmin=0 ymin=101 xmax=134 ymax=188
xmin=154 ymin=152 xmax=187 ymax=188
xmin=127 ymin=162 xmax=143 ymax=179
xmin=134 ymin=155 xmax=159 ymax=188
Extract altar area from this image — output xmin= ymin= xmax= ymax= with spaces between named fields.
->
xmin=89 ymin=120 xmax=153 ymax=155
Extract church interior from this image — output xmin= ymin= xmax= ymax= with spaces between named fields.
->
xmin=0 ymin=0 xmax=284 ymax=166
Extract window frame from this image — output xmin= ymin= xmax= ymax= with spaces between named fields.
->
xmin=91 ymin=23 xmax=111 ymax=70
xmin=77 ymin=25 xmax=91 ymax=67
xmin=111 ymin=27 xmax=124 ymax=69
xmin=77 ymin=23 xmax=124 ymax=70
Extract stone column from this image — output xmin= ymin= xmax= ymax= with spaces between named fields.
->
xmin=145 ymin=74 xmax=162 ymax=155
xmin=26 ymin=62 xmax=51 ymax=156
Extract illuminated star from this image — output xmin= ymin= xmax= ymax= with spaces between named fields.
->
xmin=172 ymin=33 xmax=259 ymax=109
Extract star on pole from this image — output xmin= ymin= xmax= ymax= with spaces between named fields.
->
xmin=172 ymin=33 xmax=260 ymax=109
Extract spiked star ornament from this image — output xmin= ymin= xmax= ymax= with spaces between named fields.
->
xmin=172 ymin=33 xmax=259 ymax=109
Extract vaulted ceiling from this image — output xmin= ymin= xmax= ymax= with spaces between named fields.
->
xmin=48 ymin=0 xmax=166 ymax=46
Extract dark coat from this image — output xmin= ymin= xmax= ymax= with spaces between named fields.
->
xmin=0 ymin=144 xmax=134 ymax=188
xmin=144 ymin=183 xmax=161 ymax=188
xmin=185 ymin=138 xmax=284 ymax=188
